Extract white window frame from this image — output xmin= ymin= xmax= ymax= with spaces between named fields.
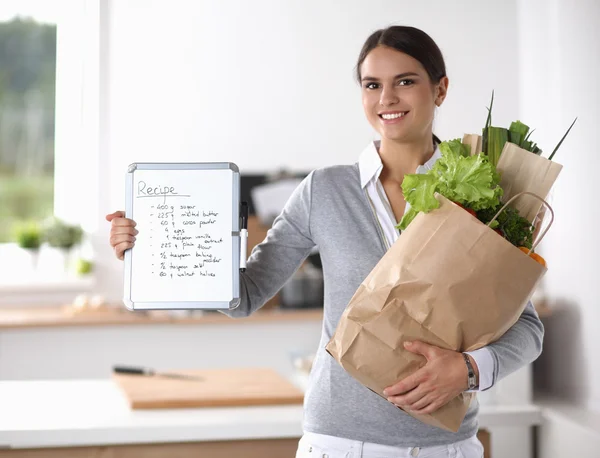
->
xmin=0 ymin=0 xmax=104 ymax=305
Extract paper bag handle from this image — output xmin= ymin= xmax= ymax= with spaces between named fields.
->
xmin=487 ymin=191 xmax=554 ymax=253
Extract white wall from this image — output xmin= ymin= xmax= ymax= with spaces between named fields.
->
xmin=518 ymin=0 xmax=600 ymax=414
xmin=95 ymin=0 xmax=522 ymax=303
xmin=538 ymin=401 xmax=600 ymax=458
xmin=105 ymin=0 xmax=521 ymax=177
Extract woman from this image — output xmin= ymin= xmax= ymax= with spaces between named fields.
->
xmin=107 ymin=26 xmax=543 ymax=458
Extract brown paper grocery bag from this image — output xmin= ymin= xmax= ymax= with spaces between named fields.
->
xmin=462 ymin=134 xmax=482 ymax=156
xmin=326 ymin=194 xmax=548 ymax=432
xmin=496 ymin=143 xmax=562 ymax=224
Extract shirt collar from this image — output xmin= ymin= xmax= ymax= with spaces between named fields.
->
xmin=358 ymin=141 xmax=384 ymax=188
xmin=358 ymin=140 xmax=442 ymax=189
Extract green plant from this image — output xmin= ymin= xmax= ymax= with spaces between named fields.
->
xmin=43 ymin=218 xmax=83 ymax=250
xmin=12 ymin=221 xmax=42 ymax=249
xmin=0 ymin=174 xmax=54 ymax=243
xmin=75 ymin=258 xmax=94 ymax=275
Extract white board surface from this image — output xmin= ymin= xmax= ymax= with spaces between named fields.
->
xmin=123 ymin=163 xmax=240 ymax=310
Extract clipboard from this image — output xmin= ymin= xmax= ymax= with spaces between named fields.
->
xmin=123 ymin=162 xmax=246 ymax=311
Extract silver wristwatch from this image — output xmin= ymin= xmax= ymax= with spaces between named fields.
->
xmin=462 ymin=353 xmax=478 ymax=390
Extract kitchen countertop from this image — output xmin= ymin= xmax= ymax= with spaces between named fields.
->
xmin=0 ymin=379 xmax=542 ymax=449
xmin=0 ymin=303 xmax=552 ymax=330
xmin=0 ymin=306 xmax=323 ymax=329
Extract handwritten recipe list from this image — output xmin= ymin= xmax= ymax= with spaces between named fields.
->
xmin=130 ymin=169 xmax=234 ymax=303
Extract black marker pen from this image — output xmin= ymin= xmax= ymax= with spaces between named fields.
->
xmin=240 ymin=201 xmax=248 ymax=272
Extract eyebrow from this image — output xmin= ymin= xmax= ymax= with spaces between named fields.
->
xmin=361 ymin=72 xmax=420 ymax=82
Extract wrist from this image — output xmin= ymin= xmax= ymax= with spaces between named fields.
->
xmin=462 ymin=353 xmax=479 ymax=390
xmin=466 ymin=354 xmax=480 ymax=379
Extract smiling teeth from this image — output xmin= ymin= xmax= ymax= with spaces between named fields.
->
xmin=381 ymin=112 xmax=406 ymax=120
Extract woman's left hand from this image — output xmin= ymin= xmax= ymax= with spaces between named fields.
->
xmin=382 ymin=340 xmax=476 ymax=415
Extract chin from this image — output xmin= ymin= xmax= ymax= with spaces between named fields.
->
xmin=382 ymin=125 xmax=431 ymax=144
xmin=380 ymin=129 xmax=411 ymax=143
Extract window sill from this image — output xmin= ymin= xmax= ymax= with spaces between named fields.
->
xmin=0 ymin=243 xmax=96 ymax=304
xmin=0 ymin=274 xmax=95 ymax=294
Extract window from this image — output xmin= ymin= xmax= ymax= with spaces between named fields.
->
xmin=0 ymin=9 xmax=57 ymax=243
xmin=0 ymin=1 xmax=99 ymax=298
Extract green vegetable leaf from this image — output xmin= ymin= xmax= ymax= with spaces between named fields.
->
xmin=482 ymin=90 xmax=494 ymax=155
xmin=488 ymin=220 xmax=500 ymax=229
xmin=398 ymin=140 xmax=503 ymax=230
xmin=432 ymin=148 xmax=503 ymax=211
xmin=397 ymin=206 xmax=421 ymax=231
xmin=401 ymin=173 xmax=440 ymax=211
xmin=477 ymin=205 xmax=534 ymax=248
xmin=548 ymin=117 xmax=578 ymax=161
xmin=486 ymin=126 xmax=509 ymax=166
xmin=508 ymin=120 xmax=530 ymax=147
xmin=508 ymin=130 xmax=523 ymax=147
xmin=439 ymin=138 xmax=471 ymax=158
xmin=523 ymin=128 xmax=535 ymax=144
xmin=509 ymin=120 xmax=530 ymax=141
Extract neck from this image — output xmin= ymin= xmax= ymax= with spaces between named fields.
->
xmin=378 ymin=136 xmax=435 ymax=184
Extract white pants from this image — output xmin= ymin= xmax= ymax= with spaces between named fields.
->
xmin=295 ymin=431 xmax=484 ymax=458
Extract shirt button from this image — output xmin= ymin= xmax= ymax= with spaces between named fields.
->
xmin=411 ymin=447 xmax=420 ymax=456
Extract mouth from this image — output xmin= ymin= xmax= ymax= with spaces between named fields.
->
xmin=378 ymin=111 xmax=409 ymax=123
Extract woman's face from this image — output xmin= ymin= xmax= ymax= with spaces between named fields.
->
xmin=360 ymin=46 xmax=448 ymax=144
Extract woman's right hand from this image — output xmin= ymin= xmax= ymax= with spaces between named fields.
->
xmin=106 ymin=211 xmax=138 ymax=260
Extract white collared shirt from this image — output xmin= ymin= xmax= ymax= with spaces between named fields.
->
xmin=358 ymin=140 xmax=494 ymax=392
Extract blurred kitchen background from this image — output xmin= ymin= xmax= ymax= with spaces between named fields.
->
xmin=0 ymin=1 xmax=598 ymax=457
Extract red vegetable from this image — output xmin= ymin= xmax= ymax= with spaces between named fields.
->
xmin=453 ymin=201 xmax=477 ymax=218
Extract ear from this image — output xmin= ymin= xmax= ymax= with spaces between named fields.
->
xmin=434 ymin=76 xmax=449 ymax=107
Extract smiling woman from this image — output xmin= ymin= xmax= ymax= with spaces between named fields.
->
xmin=102 ymin=20 xmax=543 ymax=458
xmin=353 ymin=27 xmax=450 ymax=225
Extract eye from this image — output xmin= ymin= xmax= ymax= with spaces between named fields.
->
xmin=364 ymin=82 xmax=380 ymax=90
xmin=398 ymin=79 xmax=415 ymax=86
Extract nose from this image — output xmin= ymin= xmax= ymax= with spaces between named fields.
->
xmin=379 ymin=85 xmax=399 ymax=107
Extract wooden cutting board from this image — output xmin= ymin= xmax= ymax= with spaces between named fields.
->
xmin=113 ymin=367 xmax=304 ymax=409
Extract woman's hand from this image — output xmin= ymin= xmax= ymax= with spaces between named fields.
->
xmin=106 ymin=211 xmax=138 ymax=260
xmin=383 ymin=341 xmax=478 ymax=415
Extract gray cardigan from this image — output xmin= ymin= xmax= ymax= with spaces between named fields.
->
xmin=225 ymin=163 xmax=544 ymax=447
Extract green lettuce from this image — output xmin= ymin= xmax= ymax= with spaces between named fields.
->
xmin=397 ymin=139 xmax=503 ymax=230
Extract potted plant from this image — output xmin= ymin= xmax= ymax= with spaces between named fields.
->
xmin=75 ymin=257 xmax=94 ymax=276
xmin=43 ymin=218 xmax=84 ymax=272
xmin=12 ymin=221 xmax=42 ymax=270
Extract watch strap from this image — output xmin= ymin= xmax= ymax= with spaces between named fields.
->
xmin=462 ymin=353 xmax=478 ymax=390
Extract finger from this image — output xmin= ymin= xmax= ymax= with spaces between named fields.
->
xmin=408 ymin=393 xmax=436 ymax=411
xmin=114 ymin=241 xmax=134 ymax=260
xmin=105 ymin=211 xmax=125 ymax=222
xmin=384 ymin=371 xmax=424 ymax=396
xmin=111 ymin=226 xmax=138 ymax=237
xmin=404 ymin=340 xmax=436 ymax=360
xmin=389 ymin=387 xmax=426 ymax=407
xmin=110 ymin=234 xmax=136 ymax=248
xmin=111 ymin=217 xmax=137 ymax=228
xmin=412 ymin=400 xmax=440 ymax=415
